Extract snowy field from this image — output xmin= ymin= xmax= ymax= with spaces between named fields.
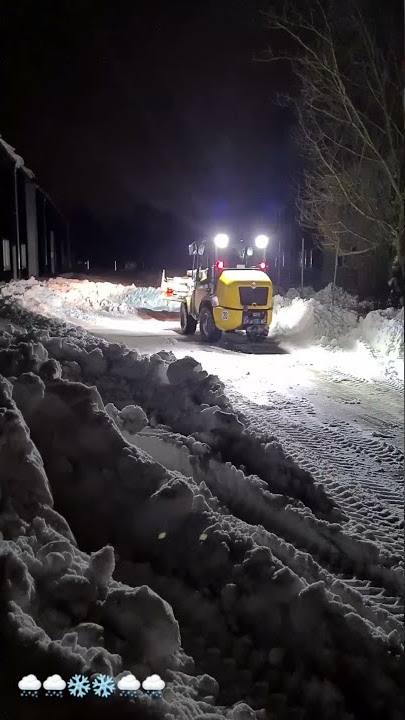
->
xmin=0 ymin=277 xmax=403 ymax=719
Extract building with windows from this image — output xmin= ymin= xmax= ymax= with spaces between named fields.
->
xmin=0 ymin=136 xmax=70 ymax=281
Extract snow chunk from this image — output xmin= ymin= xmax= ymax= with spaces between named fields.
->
xmin=116 ymin=404 xmax=148 ymax=433
xmin=167 ymin=356 xmax=203 ymax=385
xmin=353 ymin=306 xmax=404 ymax=358
xmin=85 ymin=546 xmax=115 ymax=589
xmin=101 ymin=585 xmax=180 ymax=662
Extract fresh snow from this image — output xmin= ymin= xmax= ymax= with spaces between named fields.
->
xmin=352 ymin=306 xmax=404 ymax=358
xmin=0 ymin=279 xmax=404 ymax=719
xmin=272 ymin=285 xmax=403 ymax=360
xmin=2 ymin=277 xmax=402 ymax=364
xmin=0 ymin=276 xmax=178 ymax=319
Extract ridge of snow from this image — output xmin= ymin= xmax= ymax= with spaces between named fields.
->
xmin=2 ymin=278 xmax=402 ymax=366
xmin=0 ymin=277 xmax=177 ymax=319
xmin=0 ymin=310 xmax=403 ymax=719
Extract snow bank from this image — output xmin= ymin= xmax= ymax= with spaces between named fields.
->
xmin=0 ymin=276 xmax=178 ymax=320
xmin=271 ymin=284 xmax=403 ymax=360
xmin=1 ymin=278 xmax=403 ymax=366
xmin=353 ymin=307 xmax=404 ymax=358
xmin=283 ymin=283 xmax=372 ymax=310
xmin=271 ymin=293 xmax=360 ymax=348
xmin=0 ymin=312 xmax=403 ymax=719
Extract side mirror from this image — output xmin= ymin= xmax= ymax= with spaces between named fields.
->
xmin=189 ymin=242 xmax=197 ymax=256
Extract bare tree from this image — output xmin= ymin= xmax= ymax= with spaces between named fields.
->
xmin=263 ymin=0 xmax=404 ymax=291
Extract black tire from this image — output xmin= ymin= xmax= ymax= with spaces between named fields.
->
xmin=199 ymin=305 xmax=222 ymax=343
xmin=180 ymin=302 xmax=197 ymax=335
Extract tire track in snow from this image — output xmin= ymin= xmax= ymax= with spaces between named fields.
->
xmin=228 ymin=390 xmax=403 ymax=555
xmin=129 ymin=428 xmax=403 ymax=629
xmin=225 ymin=385 xmax=403 ymax=620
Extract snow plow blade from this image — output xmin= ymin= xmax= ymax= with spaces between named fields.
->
xmin=160 ymin=270 xmax=192 ymax=302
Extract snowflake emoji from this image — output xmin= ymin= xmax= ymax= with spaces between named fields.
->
xmin=92 ymin=674 xmax=115 ymax=698
xmin=67 ymin=674 xmax=91 ymax=698
xmin=18 ymin=674 xmax=41 ymax=697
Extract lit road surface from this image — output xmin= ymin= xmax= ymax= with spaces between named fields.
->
xmin=90 ymin=314 xmax=404 ymax=559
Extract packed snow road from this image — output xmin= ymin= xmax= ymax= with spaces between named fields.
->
xmin=93 ymin=322 xmax=404 ymax=588
xmin=0 ymin=277 xmax=403 ymax=720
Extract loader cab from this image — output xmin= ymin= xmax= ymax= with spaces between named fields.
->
xmin=189 ymin=239 xmax=268 ymax=289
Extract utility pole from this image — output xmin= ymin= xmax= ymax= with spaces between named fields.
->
xmin=332 ymin=239 xmax=340 ymax=306
xmin=277 ymin=237 xmax=281 ymax=289
xmin=14 ymin=164 xmax=21 ymax=279
xmin=66 ymin=220 xmax=71 ymax=270
xmin=301 ymin=236 xmax=305 ymax=288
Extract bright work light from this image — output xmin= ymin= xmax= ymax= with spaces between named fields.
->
xmin=213 ymin=233 xmax=229 ymax=249
xmin=254 ymin=234 xmax=269 ymax=249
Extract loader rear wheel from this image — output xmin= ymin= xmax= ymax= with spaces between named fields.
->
xmin=180 ymin=302 xmax=197 ymax=335
xmin=199 ymin=306 xmax=222 ymax=343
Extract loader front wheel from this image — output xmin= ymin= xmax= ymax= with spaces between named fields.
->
xmin=180 ymin=302 xmax=197 ymax=335
xmin=199 ymin=306 xmax=222 ymax=343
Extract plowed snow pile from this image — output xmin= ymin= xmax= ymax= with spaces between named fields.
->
xmin=271 ymin=285 xmax=403 ymax=360
xmin=0 ymin=276 xmax=178 ymax=320
xmin=0 ymin=308 xmax=403 ymax=720
xmin=353 ymin=307 xmax=404 ymax=357
xmin=1 ymin=278 xmax=403 ymax=364
xmin=271 ymin=293 xmax=360 ymax=347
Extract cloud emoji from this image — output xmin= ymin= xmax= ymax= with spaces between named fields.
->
xmin=18 ymin=675 xmax=42 ymax=691
xmin=117 ymin=674 xmax=141 ymax=691
xmin=142 ymin=674 xmax=165 ymax=691
xmin=43 ymin=675 xmax=66 ymax=691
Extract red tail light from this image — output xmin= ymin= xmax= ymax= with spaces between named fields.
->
xmin=258 ymin=261 xmax=268 ymax=270
xmin=215 ymin=260 xmax=225 ymax=270
xmin=166 ymin=288 xmax=174 ymax=296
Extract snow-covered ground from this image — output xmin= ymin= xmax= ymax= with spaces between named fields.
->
xmin=0 ymin=276 xmax=180 ymax=318
xmin=1 ymin=276 xmax=403 ymax=363
xmin=0 ymin=277 xmax=403 ymax=719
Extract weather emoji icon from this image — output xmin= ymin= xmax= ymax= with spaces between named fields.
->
xmin=67 ymin=674 xmax=91 ymax=698
xmin=142 ymin=674 xmax=165 ymax=698
xmin=43 ymin=675 xmax=66 ymax=698
xmin=117 ymin=674 xmax=141 ymax=698
xmin=18 ymin=675 xmax=42 ymax=697
xmin=92 ymin=674 xmax=116 ymax=698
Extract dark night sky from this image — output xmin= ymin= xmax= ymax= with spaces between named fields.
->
xmin=0 ymin=1 xmax=295 ymax=242
xmin=2 ymin=0 xmax=397 ymax=265
xmin=0 ymin=0 xmax=400 ymax=264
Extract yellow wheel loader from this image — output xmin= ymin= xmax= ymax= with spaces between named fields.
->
xmin=161 ymin=233 xmax=273 ymax=343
